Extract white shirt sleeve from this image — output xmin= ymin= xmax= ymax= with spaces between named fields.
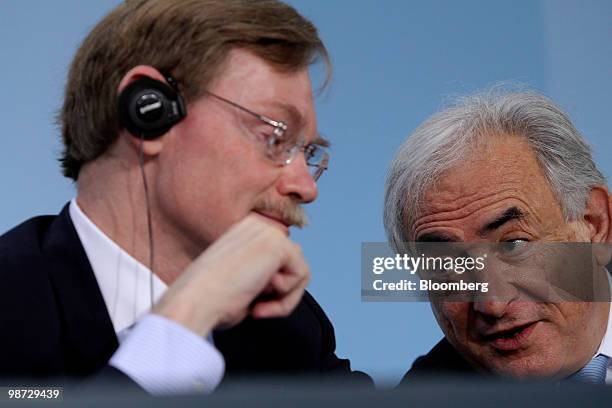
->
xmin=109 ymin=313 xmax=225 ymax=396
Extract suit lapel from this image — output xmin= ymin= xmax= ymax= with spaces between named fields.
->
xmin=43 ymin=204 xmax=118 ymax=375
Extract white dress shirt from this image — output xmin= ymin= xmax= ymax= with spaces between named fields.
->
xmin=69 ymin=199 xmax=225 ymax=395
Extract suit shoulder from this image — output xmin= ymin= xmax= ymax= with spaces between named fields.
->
xmin=0 ymin=214 xmax=57 ymax=275
xmin=0 ymin=214 xmax=65 ymax=334
xmin=301 ymin=290 xmax=334 ymax=325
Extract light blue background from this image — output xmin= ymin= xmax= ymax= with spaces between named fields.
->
xmin=1 ymin=1 xmax=610 ymax=386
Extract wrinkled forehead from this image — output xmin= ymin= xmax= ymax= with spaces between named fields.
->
xmin=410 ymin=135 xmax=559 ymax=239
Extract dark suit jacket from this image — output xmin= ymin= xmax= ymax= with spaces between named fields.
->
xmin=400 ymin=338 xmax=479 ymax=384
xmin=0 ymin=204 xmax=366 ymax=386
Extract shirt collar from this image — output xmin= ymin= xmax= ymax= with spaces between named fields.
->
xmin=596 ymin=269 xmax=612 ymax=359
xmin=69 ymin=198 xmax=167 ymax=334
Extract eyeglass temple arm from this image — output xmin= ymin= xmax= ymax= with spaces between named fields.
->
xmin=202 ymin=90 xmax=286 ymax=130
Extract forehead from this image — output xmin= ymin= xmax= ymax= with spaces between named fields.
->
xmin=413 ymin=135 xmax=562 ymax=237
xmin=207 ymin=48 xmax=317 ymax=131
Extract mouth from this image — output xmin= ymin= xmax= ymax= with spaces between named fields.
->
xmin=480 ymin=321 xmax=539 ymax=351
xmin=253 ymin=211 xmax=291 ymax=235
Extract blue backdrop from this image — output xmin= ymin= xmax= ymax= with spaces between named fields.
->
xmin=1 ymin=0 xmax=610 ymax=386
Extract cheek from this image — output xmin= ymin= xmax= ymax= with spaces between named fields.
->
xmin=165 ymin=122 xmax=250 ymax=195
xmin=553 ymin=303 xmax=593 ymax=335
xmin=150 ymin=131 xmax=241 ymax=238
xmin=431 ymin=302 xmax=470 ymax=341
xmin=159 ymin=130 xmax=280 ymax=219
xmin=532 ymin=302 xmax=600 ymax=366
xmin=162 ymin=139 xmax=227 ymax=202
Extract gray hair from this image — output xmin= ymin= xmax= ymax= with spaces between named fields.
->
xmin=384 ymin=89 xmax=606 ymax=251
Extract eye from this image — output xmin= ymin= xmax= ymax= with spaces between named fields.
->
xmin=266 ymin=130 xmax=282 ymax=146
xmin=257 ymin=125 xmax=288 ymax=150
xmin=269 ymin=126 xmax=295 ymax=145
xmin=500 ymin=239 xmax=528 ymax=253
xmin=273 ymin=125 xmax=285 ymax=139
xmin=303 ymin=144 xmax=316 ymax=161
xmin=251 ymin=123 xmax=274 ymax=141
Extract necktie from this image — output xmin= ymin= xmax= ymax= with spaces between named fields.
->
xmin=566 ymin=354 xmax=609 ymax=384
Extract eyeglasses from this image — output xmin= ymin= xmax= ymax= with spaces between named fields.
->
xmin=203 ymin=90 xmax=330 ymax=181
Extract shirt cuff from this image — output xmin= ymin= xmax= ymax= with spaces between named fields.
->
xmin=109 ymin=313 xmax=225 ymax=395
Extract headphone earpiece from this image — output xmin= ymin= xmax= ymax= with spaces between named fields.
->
xmin=118 ymin=76 xmax=187 ymax=140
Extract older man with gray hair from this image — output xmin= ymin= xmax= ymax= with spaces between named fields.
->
xmin=384 ymin=90 xmax=612 ymax=383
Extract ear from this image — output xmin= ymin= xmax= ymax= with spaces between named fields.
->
xmin=583 ymin=186 xmax=612 ymax=266
xmin=117 ymin=65 xmax=168 ymax=156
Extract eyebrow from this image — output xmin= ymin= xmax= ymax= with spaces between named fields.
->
xmin=415 ymin=206 xmax=526 ymax=242
xmin=478 ymin=206 xmax=526 ymax=236
xmin=265 ymin=101 xmax=330 ymax=147
xmin=313 ymin=134 xmax=331 ymax=147
xmin=265 ymin=101 xmax=305 ymax=130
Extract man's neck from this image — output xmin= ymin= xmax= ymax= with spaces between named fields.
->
xmin=75 ymin=157 xmax=195 ymax=285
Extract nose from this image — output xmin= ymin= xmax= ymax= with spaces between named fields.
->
xmin=276 ymin=153 xmax=318 ymax=203
xmin=472 ymin=300 xmax=510 ymax=319
xmin=471 ymin=253 xmax=518 ymax=320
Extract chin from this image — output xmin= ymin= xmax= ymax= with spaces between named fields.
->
xmin=480 ymin=349 xmax=564 ymax=380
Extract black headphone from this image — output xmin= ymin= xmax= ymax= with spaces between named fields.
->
xmin=118 ymin=75 xmax=187 ymax=140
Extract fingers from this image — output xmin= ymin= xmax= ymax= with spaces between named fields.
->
xmin=250 ymin=276 xmax=309 ymax=319
xmin=250 ymin=244 xmax=311 ymax=319
xmin=270 ymin=243 xmax=310 ymax=293
xmin=153 ymin=213 xmax=312 ymax=335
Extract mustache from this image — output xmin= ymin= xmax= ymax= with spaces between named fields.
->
xmin=253 ymin=199 xmax=308 ymax=229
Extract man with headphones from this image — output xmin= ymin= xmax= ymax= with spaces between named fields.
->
xmin=0 ymin=0 xmax=365 ymax=395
